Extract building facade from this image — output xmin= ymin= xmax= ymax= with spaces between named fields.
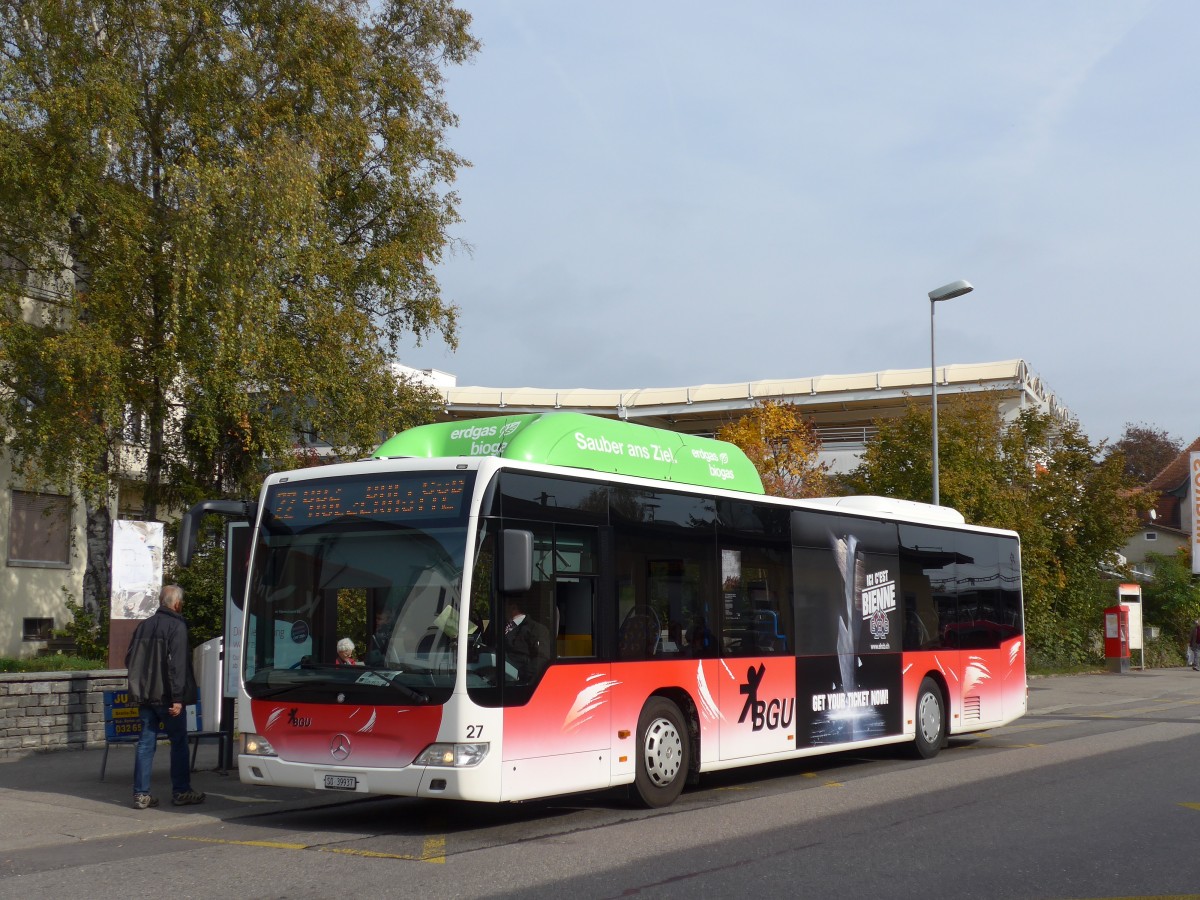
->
xmin=1120 ymin=437 xmax=1200 ymax=579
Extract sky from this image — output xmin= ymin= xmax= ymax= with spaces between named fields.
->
xmin=399 ymin=0 xmax=1198 ymax=447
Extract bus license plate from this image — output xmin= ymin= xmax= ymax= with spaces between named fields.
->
xmin=324 ymin=774 xmax=358 ymax=791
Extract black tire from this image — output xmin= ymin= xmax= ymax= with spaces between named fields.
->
xmin=633 ymin=697 xmax=689 ymax=808
xmin=911 ymin=677 xmax=945 ymax=760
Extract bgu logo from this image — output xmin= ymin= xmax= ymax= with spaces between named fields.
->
xmin=288 ymin=708 xmax=312 ymax=728
xmin=738 ymin=664 xmax=795 ymax=731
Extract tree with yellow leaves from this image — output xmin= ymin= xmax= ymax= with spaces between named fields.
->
xmin=717 ymin=400 xmax=830 ymax=498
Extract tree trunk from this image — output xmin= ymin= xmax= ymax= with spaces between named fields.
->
xmin=82 ymin=497 xmax=112 ymax=615
xmin=81 ymin=501 xmax=112 ymax=614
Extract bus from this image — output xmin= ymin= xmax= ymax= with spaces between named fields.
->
xmin=179 ymin=412 xmax=1026 ymax=808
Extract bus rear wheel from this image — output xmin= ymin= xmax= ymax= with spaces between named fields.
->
xmin=911 ymin=677 xmax=945 ymax=759
xmin=634 ymin=697 xmax=689 ymax=808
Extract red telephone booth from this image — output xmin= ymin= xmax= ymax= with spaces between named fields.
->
xmin=1104 ymin=605 xmax=1130 ymax=674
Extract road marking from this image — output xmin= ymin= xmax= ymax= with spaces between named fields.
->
xmin=797 ymin=772 xmax=842 ymax=787
xmin=421 ymin=836 xmax=446 ymax=863
xmin=173 ymin=835 xmax=446 ymax=863
xmin=175 ymin=837 xmax=308 ymax=850
xmin=318 ymin=844 xmax=445 ymax=863
xmin=1180 ymin=802 xmax=1200 ymax=812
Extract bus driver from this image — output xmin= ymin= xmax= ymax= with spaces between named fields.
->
xmin=502 ymin=598 xmax=551 ymax=682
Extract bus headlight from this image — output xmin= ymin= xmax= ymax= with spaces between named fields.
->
xmin=414 ymin=742 xmax=489 ymax=767
xmin=242 ymin=733 xmax=277 ymax=757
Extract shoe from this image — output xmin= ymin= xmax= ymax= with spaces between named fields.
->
xmin=172 ymin=789 xmax=206 ymax=806
xmin=133 ymin=793 xmax=159 ymax=809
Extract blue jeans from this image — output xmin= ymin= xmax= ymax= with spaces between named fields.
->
xmin=133 ymin=704 xmax=191 ymax=796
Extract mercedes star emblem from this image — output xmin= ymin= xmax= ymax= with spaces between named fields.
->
xmin=330 ymin=733 xmax=351 ymax=761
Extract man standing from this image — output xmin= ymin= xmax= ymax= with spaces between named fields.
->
xmin=125 ymin=584 xmax=206 ymax=809
xmin=1190 ymin=618 xmax=1200 ymax=672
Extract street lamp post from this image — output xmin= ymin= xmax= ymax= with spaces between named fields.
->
xmin=927 ymin=279 xmax=974 ymax=506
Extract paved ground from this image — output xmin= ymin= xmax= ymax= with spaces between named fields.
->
xmin=1 ymin=666 xmax=1197 ymax=855
xmin=0 ymin=735 xmax=351 ymax=854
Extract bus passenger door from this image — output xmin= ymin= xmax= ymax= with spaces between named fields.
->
xmin=498 ymin=527 xmax=612 ymax=801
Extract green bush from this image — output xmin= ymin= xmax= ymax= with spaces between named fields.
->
xmin=1141 ymin=549 xmax=1200 ymax=649
xmin=0 ymin=656 xmax=108 ymax=673
xmin=1028 ymin=633 xmax=1187 ymax=673
xmin=54 ymin=597 xmax=109 ymax=660
xmin=1027 ymin=634 xmax=1104 ymax=675
xmin=1026 ymin=649 xmax=1104 ymax=677
xmin=1139 ymin=634 xmax=1188 ymax=669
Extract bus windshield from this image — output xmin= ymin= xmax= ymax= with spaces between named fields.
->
xmin=242 ymin=471 xmax=475 ymax=705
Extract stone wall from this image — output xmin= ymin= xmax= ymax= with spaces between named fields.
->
xmin=0 ymin=670 xmax=127 ymax=759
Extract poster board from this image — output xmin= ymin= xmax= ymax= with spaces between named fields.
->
xmin=111 ymin=521 xmax=164 ymax=620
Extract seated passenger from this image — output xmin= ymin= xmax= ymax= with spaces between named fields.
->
xmin=335 ymin=637 xmax=360 ymax=666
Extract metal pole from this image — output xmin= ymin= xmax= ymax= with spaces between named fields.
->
xmin=931 ymin=297 xmax=939 ymax=506
xmin=926 ymin=280 xmax=972 ymax=509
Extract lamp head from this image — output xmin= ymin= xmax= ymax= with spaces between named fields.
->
xmin=929 ymin=279 xmax=974 ymax=302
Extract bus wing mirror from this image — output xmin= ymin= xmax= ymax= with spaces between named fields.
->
xmin=501 ymin=529 xmax=534 ymax=594
xmin=178 ymin=499 xmax=253 ymax=567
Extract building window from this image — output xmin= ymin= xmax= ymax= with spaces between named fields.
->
xmin=7 ymin=490 xmax=71 ymax=568
xmin=1143 ymin=532 xmax=1158 ymax=542
xmin=123 ymin=404 xmax=147 ymax=444
xmin=22 ymin=617 xmax=55 ymax=641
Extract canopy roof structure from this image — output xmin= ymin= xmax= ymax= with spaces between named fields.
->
xmin=415 ymin=360 xmax=1069 ymax=474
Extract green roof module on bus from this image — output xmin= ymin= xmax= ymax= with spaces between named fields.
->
xmin=373 ymin=412 xmax=765 ymax=494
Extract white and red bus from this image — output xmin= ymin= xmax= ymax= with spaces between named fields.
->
xmin=180 ymin=412 xmax=1026 ymax=808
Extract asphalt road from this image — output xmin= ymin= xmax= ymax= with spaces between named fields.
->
xmin=3 ymin=668 xmax=1200 ymax=899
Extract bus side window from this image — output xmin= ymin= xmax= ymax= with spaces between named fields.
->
xmin=618 ymin=605 xmax=660 ymax=659
xmin=899 ymin=524 xmax=954 ymax=652
xmin=557 ymin=579 xmax=596 ymax=657
xmin=718 ymin=501 xmax=793 ymax=658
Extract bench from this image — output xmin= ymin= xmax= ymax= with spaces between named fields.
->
xmin=99 ymin=690 xmax=229 ymax=781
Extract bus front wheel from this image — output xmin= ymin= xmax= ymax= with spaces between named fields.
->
xmin=911 ymin=677 xmax=945 ymax=759
xmin=634 ymin=697 xmax=689 ymax=808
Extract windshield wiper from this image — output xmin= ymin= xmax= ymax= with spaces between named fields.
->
xmin=391 ymin=683 xmax=429 ymax=704
xmin=249 ymin=683 xmax=307 ymax=699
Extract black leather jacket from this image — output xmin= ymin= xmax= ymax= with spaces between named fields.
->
xmin=126 ymin=607 xmax=198 ymax=706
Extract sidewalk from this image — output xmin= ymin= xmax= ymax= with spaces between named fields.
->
xmin=0 ymin=736 xmax=352 ymax=854
xmin=1026 ymin=664 xmax=1200 ymax=714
